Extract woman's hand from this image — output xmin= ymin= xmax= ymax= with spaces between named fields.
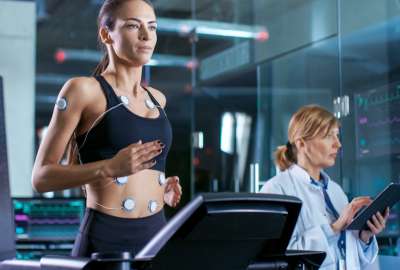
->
xmin=104 ymin=140 xmax=163 ymax=178
xmin=331 ymin=196 xmax=372 ymax=233
xmin=360 ymin=207 xmax=389 ymax=243
xmin=164 ymin=176 xmax=182 ymax=207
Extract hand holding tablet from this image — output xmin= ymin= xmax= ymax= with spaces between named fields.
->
xmin=347 ymin=183 xmax=400 ymax=231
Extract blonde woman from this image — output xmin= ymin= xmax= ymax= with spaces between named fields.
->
xmin=260 ymin=105 xmax=388 ymax=270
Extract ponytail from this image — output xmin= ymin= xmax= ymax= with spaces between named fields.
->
xmin=92 ymin=51 xmax=109 ymax=76
xmin=274 ymin=142 xmax=297 ymax=171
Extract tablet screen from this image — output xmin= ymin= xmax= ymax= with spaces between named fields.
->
xmin=347 ymin=183 xmax=400 ymax=230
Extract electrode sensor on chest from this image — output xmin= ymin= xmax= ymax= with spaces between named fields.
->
xmin=77 ymin=77 xmax=171 ymax=215
xmin=119 ymin=95 xmax=156 ymax=110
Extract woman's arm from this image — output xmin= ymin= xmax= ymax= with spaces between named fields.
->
xmin=32 ymin=77 xmax=163 ymax=192
xmin=354 ymin=209 xmax=388 ymax=267
xmin=32 ymin=77 xmax=94 ymax=192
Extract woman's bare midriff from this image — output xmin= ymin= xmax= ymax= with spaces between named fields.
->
xmin=85 ymin=169 xmax=165 ymax=218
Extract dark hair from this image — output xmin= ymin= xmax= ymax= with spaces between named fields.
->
xmin=92 ymin=0 xmax=155 ymax=76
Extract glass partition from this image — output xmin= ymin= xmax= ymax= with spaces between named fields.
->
xmin=191 ymin=0 xmax=263 ymax=195
xmin=191 ymin=0 xmax=341 ymax=194
xmin=340 ymin=0 xmax=400 ymax=256
xmin=191 ymin=0 xmax=400 ymax=257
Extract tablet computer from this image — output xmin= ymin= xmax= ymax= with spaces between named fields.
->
xmin=347 ymin=183 xmax=400 ymax=230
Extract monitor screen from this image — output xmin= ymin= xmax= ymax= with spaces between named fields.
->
xmin=0 ymin=76 xmax=16 ymax=261
xmin=135 ymin=193 xmax=301 ymax=270
xmin=13 ymin=198 xmax=85 ymax=241
xmin=354 ymin=82 xmax=400 ymax=159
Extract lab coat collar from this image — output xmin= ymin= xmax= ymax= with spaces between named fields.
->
xmin=288 ymin=164 xmax=331 ymax=190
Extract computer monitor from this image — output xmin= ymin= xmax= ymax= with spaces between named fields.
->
xmin=13 ymin=198 xmax=85 ymax=241
xmin=135 ymin=193 xmax=302 ymax=270
xmin=354 ymin=82 xmax=400 ymax=159
xmin=0 ymin=76 xmax=16 ymax=261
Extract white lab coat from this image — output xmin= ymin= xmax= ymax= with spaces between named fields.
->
xmin=260 ymin=164 xmax=378 ymax=270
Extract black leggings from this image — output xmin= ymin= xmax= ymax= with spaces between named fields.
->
xmin=71 ymin=208 xmax=167 ymax=257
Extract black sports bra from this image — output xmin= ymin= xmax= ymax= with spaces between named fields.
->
xmin=75 ymin=76 xmax=172 ymax=172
